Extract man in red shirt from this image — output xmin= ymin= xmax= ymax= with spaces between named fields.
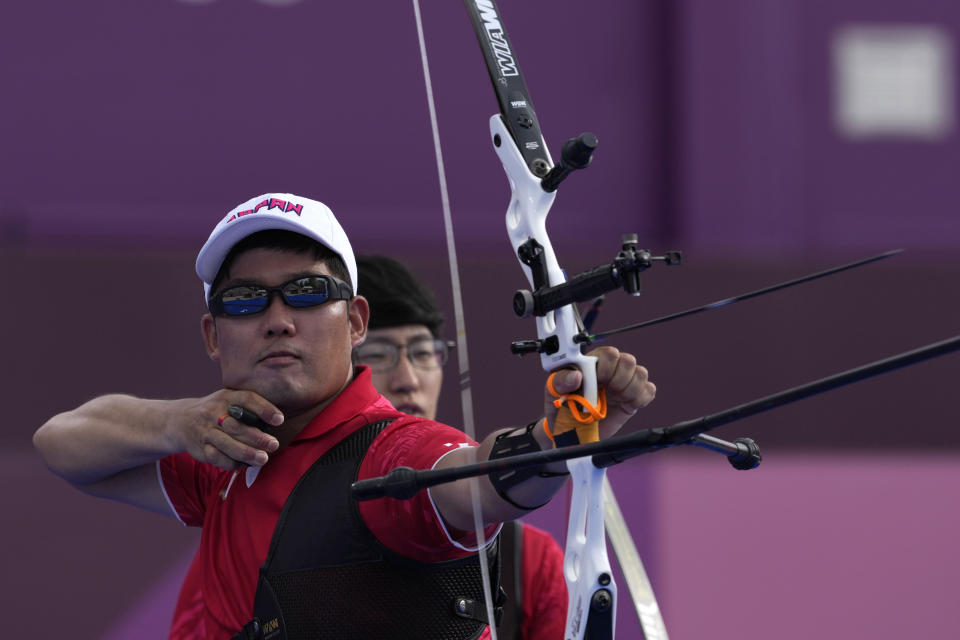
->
xmin=34 ymin=193 xmax=656 ymax=639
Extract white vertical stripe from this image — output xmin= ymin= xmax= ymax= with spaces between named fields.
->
xmin=155 ymin=461 xmax=188 ymax=526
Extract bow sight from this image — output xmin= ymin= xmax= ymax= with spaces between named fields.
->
xmin=511 ymin=230 xmax=682 ymax=355
xmin=506 ymin=128 xmax=682 ymax=358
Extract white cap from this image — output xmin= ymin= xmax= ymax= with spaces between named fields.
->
xmin=196 ymin=193 xmax=357 ymax=301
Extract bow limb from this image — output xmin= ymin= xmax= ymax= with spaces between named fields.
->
xmin=411 ymin=0 xmax=500 ymax=635
xmin=419 ymin=1 xmax=634 ymax=637
xmin=494 ymin=114 xmax=600 ymax=406
xmin=460 ymin=0 xmax=616 ymax=634
xmin=490 ymin=111 xmax=615 ymax=640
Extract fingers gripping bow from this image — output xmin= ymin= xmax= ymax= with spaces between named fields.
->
xmin=546 ymin=372 xmax=608 ymax=447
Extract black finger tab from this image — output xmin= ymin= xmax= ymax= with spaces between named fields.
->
xmin=228 ymin=405 xmax=271 ymax=430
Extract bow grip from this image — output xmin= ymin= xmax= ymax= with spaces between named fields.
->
xmin=546 ymin=365 xmax=605 ymax=446
xmin=554 ymin=405 xmax=601 ymax=445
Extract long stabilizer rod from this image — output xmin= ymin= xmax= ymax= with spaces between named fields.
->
xmin=352 ymin=334 xmax=960 ymax=500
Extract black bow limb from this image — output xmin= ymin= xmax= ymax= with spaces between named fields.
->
xmin=352 ymin=334 xmax=960 ymax=502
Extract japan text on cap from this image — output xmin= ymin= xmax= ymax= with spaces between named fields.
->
xmin=196 ymin=193 xmax=357 ymax=300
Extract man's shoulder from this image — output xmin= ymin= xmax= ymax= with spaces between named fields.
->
xmin=359 ymin=395 xmax=457 ymax=433
xmin=362 ymin=414 xmax=476 ymax=472
xmin=373 ymin=412 xmax=470 ymax=441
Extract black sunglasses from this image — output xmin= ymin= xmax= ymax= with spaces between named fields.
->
xmin=209 ymin=275 xmax=353 ymax=317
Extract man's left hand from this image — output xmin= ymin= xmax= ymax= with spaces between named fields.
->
xmin=544 ymin=346 xmax=656 ymax=441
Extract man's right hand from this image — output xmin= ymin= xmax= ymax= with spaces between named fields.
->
xmin=172 ymin=391 xmax=284 ymax=471
xmin=33 ymin=391 xmax=284 ymax=518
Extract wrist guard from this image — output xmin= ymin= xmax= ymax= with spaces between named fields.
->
xmin=488 ymin=421 xmax=569 ymax=511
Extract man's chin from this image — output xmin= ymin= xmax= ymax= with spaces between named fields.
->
xmin=224 ymin=364 xmax=351 ymax=417
xmin=229 ymin=379 xmax=316 ymax=416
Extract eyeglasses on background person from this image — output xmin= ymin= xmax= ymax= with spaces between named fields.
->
xmin=353 ymin=337 xmax=455 ymax=372
xmin=209 ymin=275 xmax=353 ymax=317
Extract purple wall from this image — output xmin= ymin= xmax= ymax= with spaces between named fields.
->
xmin=3 ymin=0 xmax=959 ymax=638
xmin=679 ymin=0 xmax=960 ymax=254
xmin=0 ymin=0 xmax=668 ymax=251
xmin=653 ymin=453 xmax=960 ymax=639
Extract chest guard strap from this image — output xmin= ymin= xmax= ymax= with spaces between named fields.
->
xmin=240 ymin=419 xmax=502 ymax=640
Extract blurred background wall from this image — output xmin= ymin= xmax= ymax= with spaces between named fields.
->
xmin=2 ymin=0 xmax=958 ymax=638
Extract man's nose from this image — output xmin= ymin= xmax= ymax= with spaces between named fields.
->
xmin=261 ymin=294 xmax=297 ymax=336
xmin=388 ymin=348 xmax=421 ymax=391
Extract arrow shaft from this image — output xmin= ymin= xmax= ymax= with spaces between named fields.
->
xmin=589 ymin=250 xmax=902 ymax=341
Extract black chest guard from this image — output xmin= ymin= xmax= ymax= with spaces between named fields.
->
xmin=241 ymin=420 xmax=502 ymax=640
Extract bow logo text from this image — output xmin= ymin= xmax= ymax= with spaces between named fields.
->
xmin=475 ymin=0 xmax=519 ymax=77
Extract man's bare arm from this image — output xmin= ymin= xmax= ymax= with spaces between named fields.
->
xmin=33 ymin=391 xmax=283 ymax=515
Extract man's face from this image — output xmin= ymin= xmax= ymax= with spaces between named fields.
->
xmin=362 ymin=325 xmax=443 ymax=420
xmin=201 ymin=247 xmax=367 ymax=417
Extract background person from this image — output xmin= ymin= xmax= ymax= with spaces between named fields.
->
xmin=355 ymin=254 xmax=568 ymax=640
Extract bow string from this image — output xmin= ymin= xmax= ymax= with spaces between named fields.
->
xmin=411 ymin=0 xmax=499 ymax=634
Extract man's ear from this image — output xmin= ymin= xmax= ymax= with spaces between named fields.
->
xmin=348 ymin=296 xmax=370 ymax=348
xmin=200 ymin=313 xmax=220 ymax=362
